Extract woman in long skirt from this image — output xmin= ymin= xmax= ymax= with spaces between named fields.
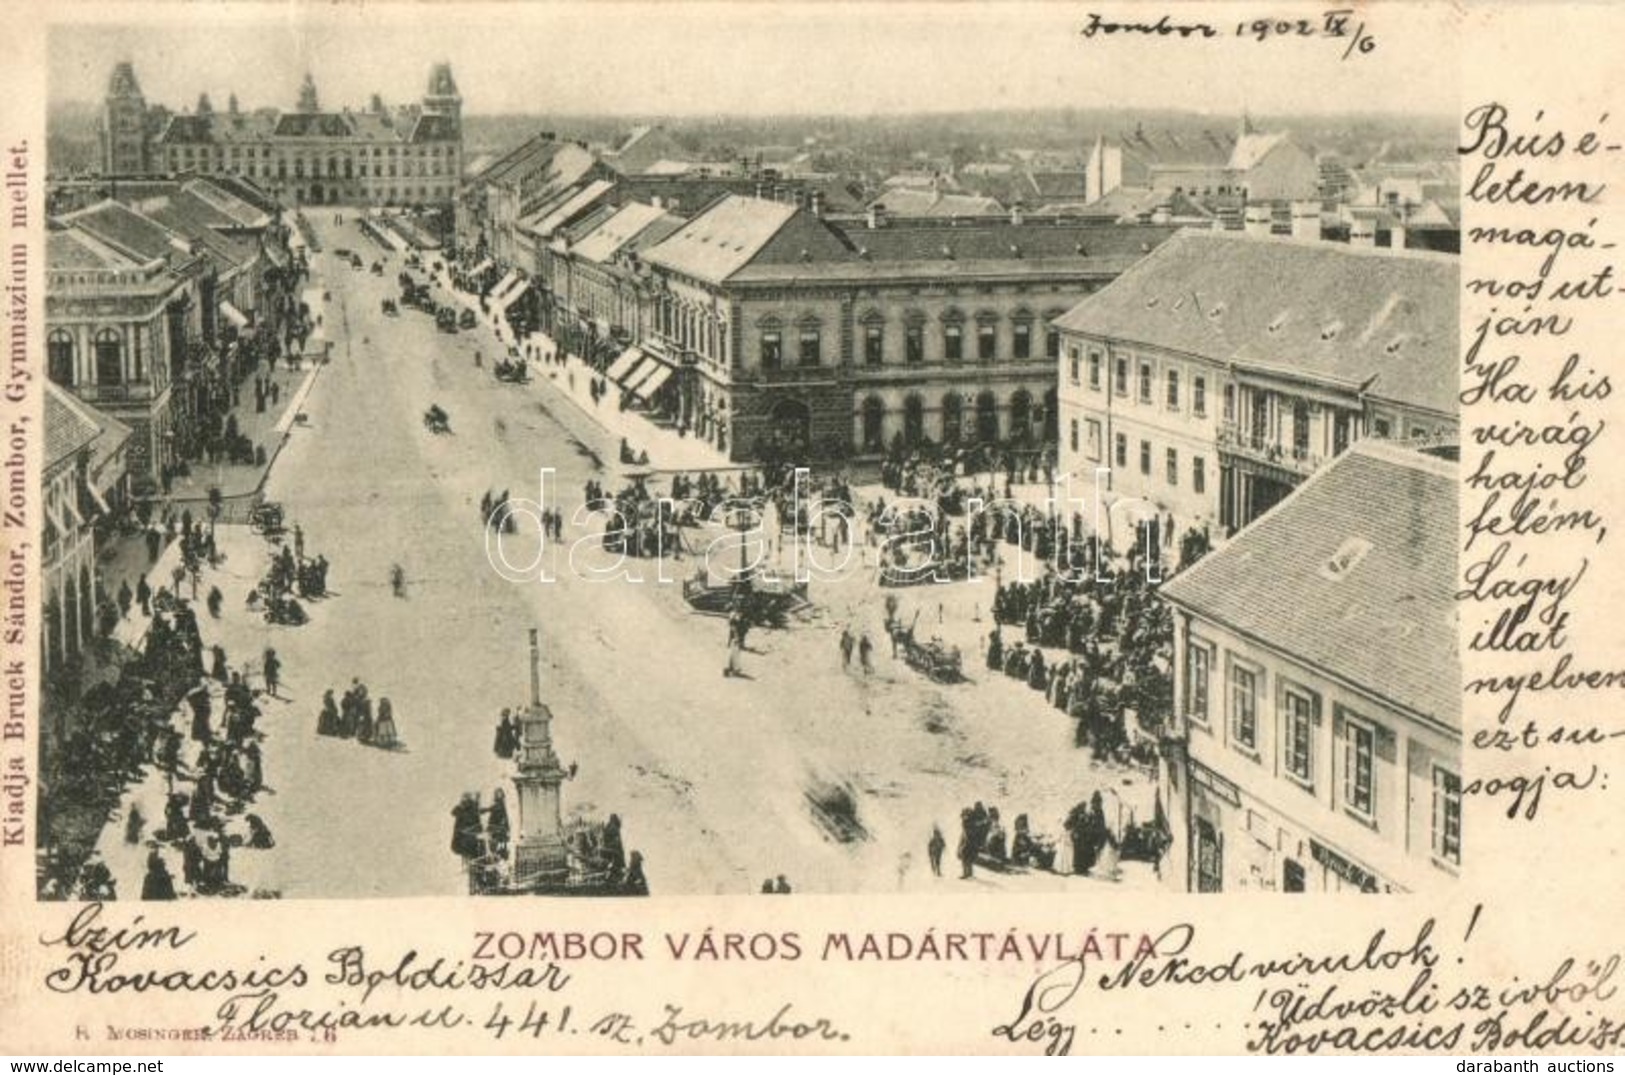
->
xmin=372 ymin=697 xmax=399 ymax=750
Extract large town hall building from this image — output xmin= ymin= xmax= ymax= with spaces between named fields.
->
xmin=99 ymin=62 xmax=464 ymax=209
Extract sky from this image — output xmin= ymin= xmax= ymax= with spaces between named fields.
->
xmin=47 ymin=2 xmax=1460 ymax=118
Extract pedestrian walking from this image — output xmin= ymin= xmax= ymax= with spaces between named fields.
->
xmin=858 ymin=632 xmax=874 ymax=675
xmin=839 ymin=625 xmax=854 ymax=668
xmin=117 ymin=580 xmax=133 ymax=618
xmin=262 ymin=648 xmax=281 ymax=698
xmin=928 ymin=825 xmax=946 ymax=877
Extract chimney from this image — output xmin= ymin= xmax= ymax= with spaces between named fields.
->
xmin=1151 ymin=206 xmax=1171 ymax=225
xmin=1349 ymin=217 xmax=1376 ymax=248
xmin=1244 ymin=204 xmax=1271 ymax=238
xmin=1390 ymin=222 xmax=1407 ymax=250
xmin=1290 ymin=201 xmax=1320 ymax=241
xmin=810 ymin=190 xmax=824 ymax=217
xmin=867 ymin=203 xmax=886 ymax=230
xmin=1010 ymin=200 xmax=1024 ymax=226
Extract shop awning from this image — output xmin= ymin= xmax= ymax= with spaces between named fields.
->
xmin=490 ymin=269 xmax=521 ymax=299
xmin=605 ymin=347 xmax=645 ymax=383
xmin=491 ymin=278 xmax=533 ymax=317
xmin=220 ymin=300 xmax=250 ymax=329
xmin=469 ymin=258 xmax=494 ymax=277
xmin=86 ymin=482 xmax=111 ymax=517
xmin=631 ymin=362 xmax=674 ymax=400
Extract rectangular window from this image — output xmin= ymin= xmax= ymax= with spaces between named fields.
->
xmin=944 ymin=324 xmax=963 ymax=362
xmin=1089 ymin=351 xmax=1103 ymax=391
xmin=1069 ymin=418 xmax=1080 ymax=453
xmin=1139 ymin=361 xmax=1153 ymax=403
xmin=1013 ymin=322 xmax=1032 ymax=360
xmin=1114 ymin=432 xmax=1127 ymax=468
xmin=1282 ymin=688 xmax=1315 ymax=787
xmin=1068 ymin=348 xmax=1081 ymax=385
xmin=978 ymin=323 xmax=997 ymax=361
xmin=1223 ymin=383 xmax=1236 ymax=422
xmin=799 ymin=326 xmax=821 ymax=367
xmin=760 ymin=330 xmax=782 ymax=370
xmin=906 ymin=325 xmax=924 ymax=364
xmin=1231 ymin=664 xmax=1259 ymax=752
xmin=1139 ymin=439 xmax=1151 ymax=475
xmin=1193 ymin=456 xmax=1206 ymax=494
xmin=1186 ymin=645 xmax=1211 ymax=724
xmin=1293 ymin=401 xmax=1311 ymax=458
xmin=1114 ymin=357 xmax=1128 ymax=397
xmin=1343 ymin=716 xmax=1376 ymax=819
xmin=864 ymin=324 xmax=884 ymax=366
xmin=1045 ymin=328 xmax=1061 ymax=361
xmin=1432 ymin=767 xmax=1461 ymax=865
xmin=1167 ymin=369 xmax=1180 ymax=410
xmin=1194 ymin=375 xmax=1207 ymax=417
xmin=1166 ymin=447 xmax=1178 ymax=485
xmin=1086 ymin=419 xmax=1102 ymax=461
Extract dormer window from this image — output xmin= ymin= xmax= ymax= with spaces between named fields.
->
xmin=1320 ymin=537 xmax=1373 ymax=581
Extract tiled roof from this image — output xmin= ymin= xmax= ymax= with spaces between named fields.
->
xmin=59 ymin=200 xmax=188 ymax=264
xmin=1114 ymin=128 xmax=1236 ymax=168
xmin=1159 ymin=441 xmax=1459 ymax=731
xmin=1229 ymin=132 xmax=1288 ymax=172
xmin=849 ymin=220 xmax=1174 ymax=264
xmin=45 ymin=382 xmax=104 ymax=469
xmin=182 ymin=178 xmax=273 ymax=229
xmin=47 ymin=228 xmax=145 ymax=271
xmin=571 ymin=202 xmax=680 ymax=264
xmin=869 ymin=188 xmax=1004 ymax=217
xmin=641 ymin=196 xmax=799 ymax=283
xmin=1052 ymin=229 xmax=1458 ymax=415
xmin=522 ymin=178 xmax=616 ymax=239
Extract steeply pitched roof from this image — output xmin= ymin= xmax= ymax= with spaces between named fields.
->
xmin=45 ymin=382 xmax=105 ymax=469
xmin=1052 ymin=230 xmax=1458 ymax=415
xmin=1115 ymin=128 xmax=1236 ymax=168
xmin=1159 ymin=441 xmax=1459 ymax=731
xmin=1229 ymin=132 xmax=1289 ymax=172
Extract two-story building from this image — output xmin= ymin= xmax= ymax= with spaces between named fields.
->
xmin=634 ymin=194 xmax=1176 ymax=461
xmin=45 ymin=202 xmax=211 ymax=484
xmin=1156 ymin=440 xmax=1460 ymax=894
xmin=1053 ymin=229 xmax=1457 ymax=540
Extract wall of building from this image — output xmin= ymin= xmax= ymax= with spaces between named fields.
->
xmin=1057 ymin=329 xmax=1226 ymax=538
xmin=1170 ymin=611 xmax=1460 ymax=894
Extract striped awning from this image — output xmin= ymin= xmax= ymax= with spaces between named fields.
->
xmin=605 ymin=347 xmax=645 ymax=383
xmin=220 ymin=300 xmax=250 ymax=329
xmin=631 ymin=362 xmax=674 ymax=400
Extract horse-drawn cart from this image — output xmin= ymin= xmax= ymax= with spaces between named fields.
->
xmin=888 ymin=612 xmax=963 ymax=683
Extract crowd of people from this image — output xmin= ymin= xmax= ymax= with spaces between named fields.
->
xmin=246 ymin=529 xmax=329 ymax=626
xmin=39 ymin=582 xmax=279 ymax=901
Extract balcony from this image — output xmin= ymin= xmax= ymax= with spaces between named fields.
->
xmin=72 ymin=381 xmax=161 ymax=405
xmin=750 ymin=362 xmax=839 ymax=387
xmin=1217 ymin=422 xmax=1323 ymax=477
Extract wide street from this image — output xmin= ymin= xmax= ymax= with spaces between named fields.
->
xmin=171 ymin=211 xmax=1153 ymax=898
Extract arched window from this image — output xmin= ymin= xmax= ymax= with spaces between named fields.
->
xmin=861 ymin=396 xmax=886 ymax=452
xmin=903 ymin=394 xmax=926 ymax=446
xmin=47 ymin=330 xmax=74 ymax=386
xmin=975 ymin=391 xmax=999 ymax=442
xmin=941 ymin=393 xmax=964 ymax=444
xmin=94 ymin=329 xmax=123 ymax=386
xmin=1009 ymin=389 xmax=1034 ymax=444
